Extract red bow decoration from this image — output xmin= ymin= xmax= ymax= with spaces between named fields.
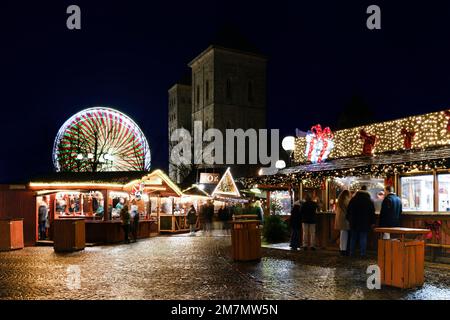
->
xmin=132 ymin=183 xmax=145 ymax=196
xmin=306 ymin=124 xmax=334 ymax=163
xmin=401 ymin=128 xmax=415 ymax=150
xmin=360 ymin=129 xmax=377 ymax=156
xmin=444 ymin=110 xmax=450 ymax=132
xmin=424 ymin=220 xmax=441 ymax=241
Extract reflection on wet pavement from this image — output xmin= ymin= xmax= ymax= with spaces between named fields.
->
xmin=0 ymin=234 xmax=449 ymax=300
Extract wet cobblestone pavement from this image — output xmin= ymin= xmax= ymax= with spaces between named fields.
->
xmin=0 ymin=233 xmax=449 ymax=300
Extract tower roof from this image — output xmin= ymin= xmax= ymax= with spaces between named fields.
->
xmin=189 ymin=26 xmax=267 ymax=66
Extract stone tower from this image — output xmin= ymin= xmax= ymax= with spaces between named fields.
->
xmin=188 ymin=45 xmax=267 ymax=177
xmin=168 ymin=78 xmax=192 ymax=183
xmin=168 ymin=31 xmax=268 ymax=183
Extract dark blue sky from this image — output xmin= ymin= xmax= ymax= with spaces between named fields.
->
xmin=2 ymin=0 xmax=450 ymax=182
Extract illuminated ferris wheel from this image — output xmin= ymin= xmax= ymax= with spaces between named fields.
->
xmin=53 ymin=107 xmax=151 ymax=172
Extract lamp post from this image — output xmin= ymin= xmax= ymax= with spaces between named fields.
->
xmin=282 ymin=136 xmax=295 ymax=167
xmin=281 ymin=136 xmax=296 ymax=207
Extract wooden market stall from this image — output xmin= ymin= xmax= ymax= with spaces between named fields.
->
xmin=245 ymin=110 xmax=450 ymax=260
xmin=180 ymin=185 xmax=211 ymax=230
xmin=129 ymin=170 xmax=185 ymax=233
xmin=0 ymin=170 xmax=184 ymax=245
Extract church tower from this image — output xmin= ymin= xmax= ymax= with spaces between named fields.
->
xmin=168 ymin=76 xmax=192 ymax=183
xmin=188 ymin=44 xmax=267 ymax=177
xmin=168 ymin=29 xmax=268 ymax=183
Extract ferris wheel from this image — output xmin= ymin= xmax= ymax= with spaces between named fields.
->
xmin=53 ymin=107 xmax=151 ymax=172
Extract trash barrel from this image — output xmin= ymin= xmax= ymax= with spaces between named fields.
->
xmin=53 ymin=218 xmax=85 ymax=252
xmin=374 ymin=227 xmax=429 ymax=289
xmin=230 ymin=215 xmax=262 ymax=261
xmin=0 ymin=218 xmax=24 ymax=251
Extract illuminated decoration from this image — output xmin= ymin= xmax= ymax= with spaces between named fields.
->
xmin=401 ymin=128 xmax=415 ymax=150
xmin=294 ymin=110 xmax=450 ymax=163
xmin=239 ymin=157 xmax=450 ymax=189
xmin=132 ymin=182 xmax=145 ymax=199
xmin=212 ymin=168 xmax=241 ymax=197
xmin=305 ymin=124 xmax=334 ymax=163
xmin=53 ymin=107 xmax=151 ymax=172
xmin=282 ymin=136 xmax=296 ymax=152
xmin=125 ymin=170 xmax=183 ymax=196
xmin=444 ymin=111 xmax=450 ymax=131
xmin=29 ymin=182 xmax=125 ymax=189
xmin=275 ymin=160 xmax=286 ymax=169
xmin=360 ymin=129 xmax=377 ymax=156
xmin=182 ymin=185 xmax=211 ymax=199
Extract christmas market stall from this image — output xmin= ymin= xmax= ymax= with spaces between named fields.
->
xmin=242 ymin=110 xmax=450 ymax=259
xmin=0 ymin=170 xmax=184 ymax=245
xmin=133 ymin=170 xmax=185 ymax=233
xmin=180 ymin=184 xmax=211 ymax=230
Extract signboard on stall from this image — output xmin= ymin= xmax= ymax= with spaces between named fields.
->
xmin=200 ymin=173 xmax=220 ymax=184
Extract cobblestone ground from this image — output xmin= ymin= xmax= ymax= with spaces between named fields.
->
xmin=0 ymin=232 xmax=449 ymax=300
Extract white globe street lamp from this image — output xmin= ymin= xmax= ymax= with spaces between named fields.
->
xmin=275 ymin=160 xmax=286 ymax=170
xmin=282 ymin=136 xmax=295 ymax=152
xmin=282 ymin=136 xmax=296 ymax=167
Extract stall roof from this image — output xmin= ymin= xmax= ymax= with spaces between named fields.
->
xmin=280 ymin=146 xmax=450 ymax=175
xmin=182 ymin=185 xmax=211 ymax=198
xmin=30 ymin=171 xmax=148 ymax=184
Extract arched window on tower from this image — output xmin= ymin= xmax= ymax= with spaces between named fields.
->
xmin=205 ymin=80 xmax=210 ymax=102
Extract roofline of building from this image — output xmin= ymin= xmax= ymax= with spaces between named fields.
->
xmin=168 ymin=83 xmax=192 ymax=92
xmin=188 ymin=45 xmax=267 ymax=67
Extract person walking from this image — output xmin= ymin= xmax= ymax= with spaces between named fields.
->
xmin=204 ymin=201 xmax=214 ymax=236
xmin=38 ymin=198 xmax=48 ymax=240
xmin=335 ymin=190 xmax=351 ymax=256
xmin=290 ymin=200 xmax=302 ymax=250
xmin=347 ymin=185 xmax=376 ymax=257
xmin=187 ymin=205 xmax=197 ymax=236
xmin=379 ymin=185 xmax=402 ymax=239
xmin=300 ymin=194 xmax=318 ymax=250
xmin=254 ymin=200 xmax=264 ymax=225
xmin=130 ymin=201 xmax=139 ymax=242
xmin=120 ymin=205 xmax=131 ymax=244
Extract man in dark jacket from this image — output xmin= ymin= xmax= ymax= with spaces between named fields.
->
xmin=347 ymin=186 xmax=376 ymax=257
xmin=187 ymin=205 xmax=197 ymax=236
xmin=300 ymin=194 xmax=318 ymax=250
xmin=289 ymin=200 xmax=302 ymax=250
xmin=379 ymin=185 xmax=402 ymax=239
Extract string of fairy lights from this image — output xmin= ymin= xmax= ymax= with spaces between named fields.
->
xmin=238 ymin=158 xmax=450 ymax=188
xmin=294 ymin=110 xmax=450 ymax=163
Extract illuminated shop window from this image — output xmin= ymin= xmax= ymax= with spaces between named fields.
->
xmin=400 ymin=175 xmax=434 ymax=212
xmin=438 ymin=174 xmax=450 ymax=212
xmin=270 ymin=190 xmax=292 ymax=215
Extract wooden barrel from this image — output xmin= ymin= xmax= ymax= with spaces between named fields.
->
xmin=53 ymin=218 xmax=85 ymax=252
xmin=375 ymin=227 xmax=428 ymax=289
xmin=0 ymin=218 xmax=24 ymax=251
xmin=230 ymin=220 xmax=262 ymax=261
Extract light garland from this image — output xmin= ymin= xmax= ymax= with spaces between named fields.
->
xmin=239 ymin=158 xmax=450 ymax=188
xmin=294 ymin=110 xmax=450 ymax=163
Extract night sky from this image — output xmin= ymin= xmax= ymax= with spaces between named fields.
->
xmin=3 ymin=0 xmax=450 ymax=183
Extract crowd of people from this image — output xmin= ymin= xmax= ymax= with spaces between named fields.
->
xmin=290 ymin=185 xmax=403 ymax=257
xmin=186 ymin=200 xmax=265 ymax=236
